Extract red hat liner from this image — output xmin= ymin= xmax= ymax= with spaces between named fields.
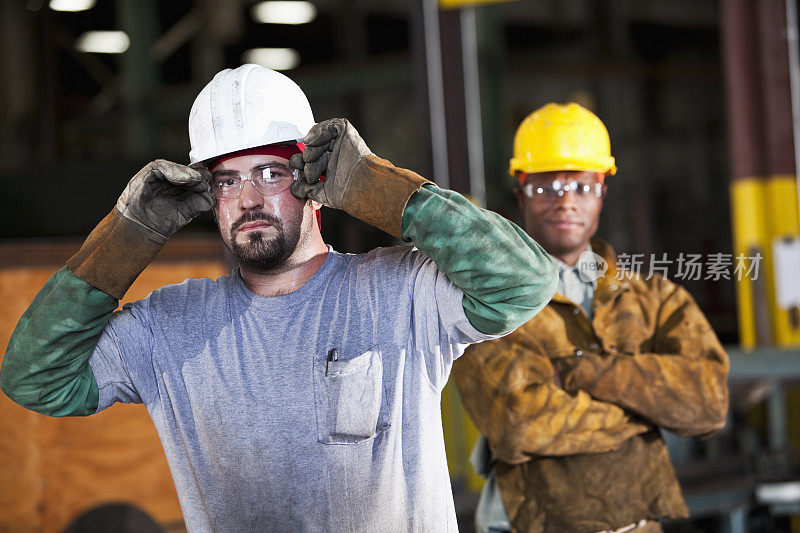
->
xmin=208 ymin=142 xmax=305 ymax=171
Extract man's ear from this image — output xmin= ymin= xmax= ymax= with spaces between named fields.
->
xmin=513 ymin=187 xmax=524 ymax=210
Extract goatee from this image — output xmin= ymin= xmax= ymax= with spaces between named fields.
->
xmin=229 ymin=211 xmax=300 ymax=271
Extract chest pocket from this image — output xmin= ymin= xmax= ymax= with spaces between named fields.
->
xmin=313 ymin=346 xmax=390 ymax=445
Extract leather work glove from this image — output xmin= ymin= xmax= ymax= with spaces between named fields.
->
xmin=117 ymin=159 xmax=214 ymax=242
xmin=290 ymin=118 xmax=430 ymax=239
xmin=67 ymin=160 xmax=213 ymax=299
xmin=289 ymin=118 xmax=371 ymax=209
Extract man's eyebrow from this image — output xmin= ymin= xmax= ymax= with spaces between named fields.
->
xmin=254 ymin=162 xmax=292 ymax=171
xmin=211 ymin=169 xmax=239 ymax=177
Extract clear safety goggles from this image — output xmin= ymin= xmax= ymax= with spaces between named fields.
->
xmin=520 ymin=178 xmax=603 ymax=202
xmin=210 ymin=163 xmax=301 ymax=200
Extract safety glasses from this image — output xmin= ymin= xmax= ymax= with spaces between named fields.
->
xmin=210 ymin=163 xmax=300 ymax=200
xmin=520 ymin=179 xmax=603 ymax=203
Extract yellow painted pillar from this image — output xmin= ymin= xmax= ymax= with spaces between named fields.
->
xmin=441 ymin=382 xmax=485 ymax=492
xmin=765 ymin=175 xmax=800 ymax=346
xmin=730 ymin=178 xmax=771 ymax=347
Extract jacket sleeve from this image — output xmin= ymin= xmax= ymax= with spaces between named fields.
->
xmin=562 ymin=279 xmax=729 ymax=438
xmin=0 ymin=209 xmax=164 ymax=416
xmin=452 ymin=331 xmax=649 ymax=464
xmin=402 ymin=184 xmax=558 ymax=336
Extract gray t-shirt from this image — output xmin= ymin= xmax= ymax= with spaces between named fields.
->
xmin=88 ymin=245 xmax=494 ymax=532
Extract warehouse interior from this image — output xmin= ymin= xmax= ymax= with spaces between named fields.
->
xmin=0 ymin=0 xmax=799 ymax=531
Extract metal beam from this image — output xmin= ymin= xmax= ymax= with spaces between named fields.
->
xmin=440 ymin=8 xmax=469 ymax=194
xmin=117 ymin=0 xmax=160 ymax=156
xmin=151 ymin=10 xmax=203 ymax=63
xmin=727 ymin=347 xmax=800 ymax=379
xmin=461 ymin=7 xmax=486 ymax=207
xmin=422 ymin=0 xmax=450 ymax=188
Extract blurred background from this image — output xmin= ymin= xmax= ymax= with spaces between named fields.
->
xmin=0 ymin=0 xmax=799 ymax=531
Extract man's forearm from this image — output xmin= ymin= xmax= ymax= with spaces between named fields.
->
xmin=290 ymin=124 xmax=557 ymax=335
xmin=0 ymin=267 xmax=115 ymax=416
xmin=453 ymin=340 xmax=648 ymax=464
xmin=401 ymin=184 xmax=557 ymax=335
xmin=564 ymin=350 xmax=729 ymax=437
xmin=67 ymin=208 xmax=166 ymax=298
xmin=1 ymin=198 xmax=181 ymax=416
xmin=563 ymin=282 xmax=730 ymax=437
xmin=482 ymin=383 xmax=649 ymax=463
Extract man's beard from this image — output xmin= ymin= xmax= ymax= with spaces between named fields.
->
xmin=228 ymin=211 xmax=300 ymax=271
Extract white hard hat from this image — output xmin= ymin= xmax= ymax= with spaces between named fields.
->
xmin=188 ymin=64 xmax=315 ymax=165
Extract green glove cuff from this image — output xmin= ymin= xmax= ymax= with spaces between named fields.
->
xmin=0 ymin=267 xmax=112 ymax=416
xmin=402 ymin=184 xmax=557 ymax=335
xmin=67 ymin=208 xmax=165 ymax=299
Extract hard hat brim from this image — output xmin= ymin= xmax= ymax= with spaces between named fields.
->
xmin=190 ymin=136 xmax=305 ymax=167
xmin=509 ymin=157 xmax=617 ymax=177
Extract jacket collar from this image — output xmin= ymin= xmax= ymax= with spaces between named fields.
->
xmin=591 ymin=239 xmax=630 ymax=305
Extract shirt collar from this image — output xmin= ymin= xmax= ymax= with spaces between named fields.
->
xmin=550 ymin=245 xmax=596 ymax=275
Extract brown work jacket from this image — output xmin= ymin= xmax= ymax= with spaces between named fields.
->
xmin=452 ymin=240 xmax=730 ymax=533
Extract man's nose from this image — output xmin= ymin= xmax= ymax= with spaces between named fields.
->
xmin=553 ymin=189 xmax=579 ymax=208
xmin=238 ymin=179 xmax=264 ymax=210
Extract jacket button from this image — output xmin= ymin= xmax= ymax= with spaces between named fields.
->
xmin=571 ymin=308 xmax=580 ymax=316
xmin=574 ymin=350 xmax=583 ymax=357
xmin=589 ymin=343 xmax=599 ymax=351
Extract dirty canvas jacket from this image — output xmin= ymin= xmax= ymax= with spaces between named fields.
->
xmin=452 ymin=240 xmax=730 ymax=533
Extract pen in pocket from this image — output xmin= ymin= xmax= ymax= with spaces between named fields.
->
xmin=326 ymin=348 xmax=338 ymax=374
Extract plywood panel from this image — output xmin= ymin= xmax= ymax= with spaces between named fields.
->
xmin=0 ymin=397 xmax=47 ymax=532
xmin=1 ymin=268 xmax=60 ymax=533
xmin=0 ymin=240 xmax=226 ymax=532
xmin=40 ymin=404 xmax=182 ymax=532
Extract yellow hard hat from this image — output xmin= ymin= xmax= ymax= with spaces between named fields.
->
xmin=509 ymin=103 xmax=617 ymax=178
